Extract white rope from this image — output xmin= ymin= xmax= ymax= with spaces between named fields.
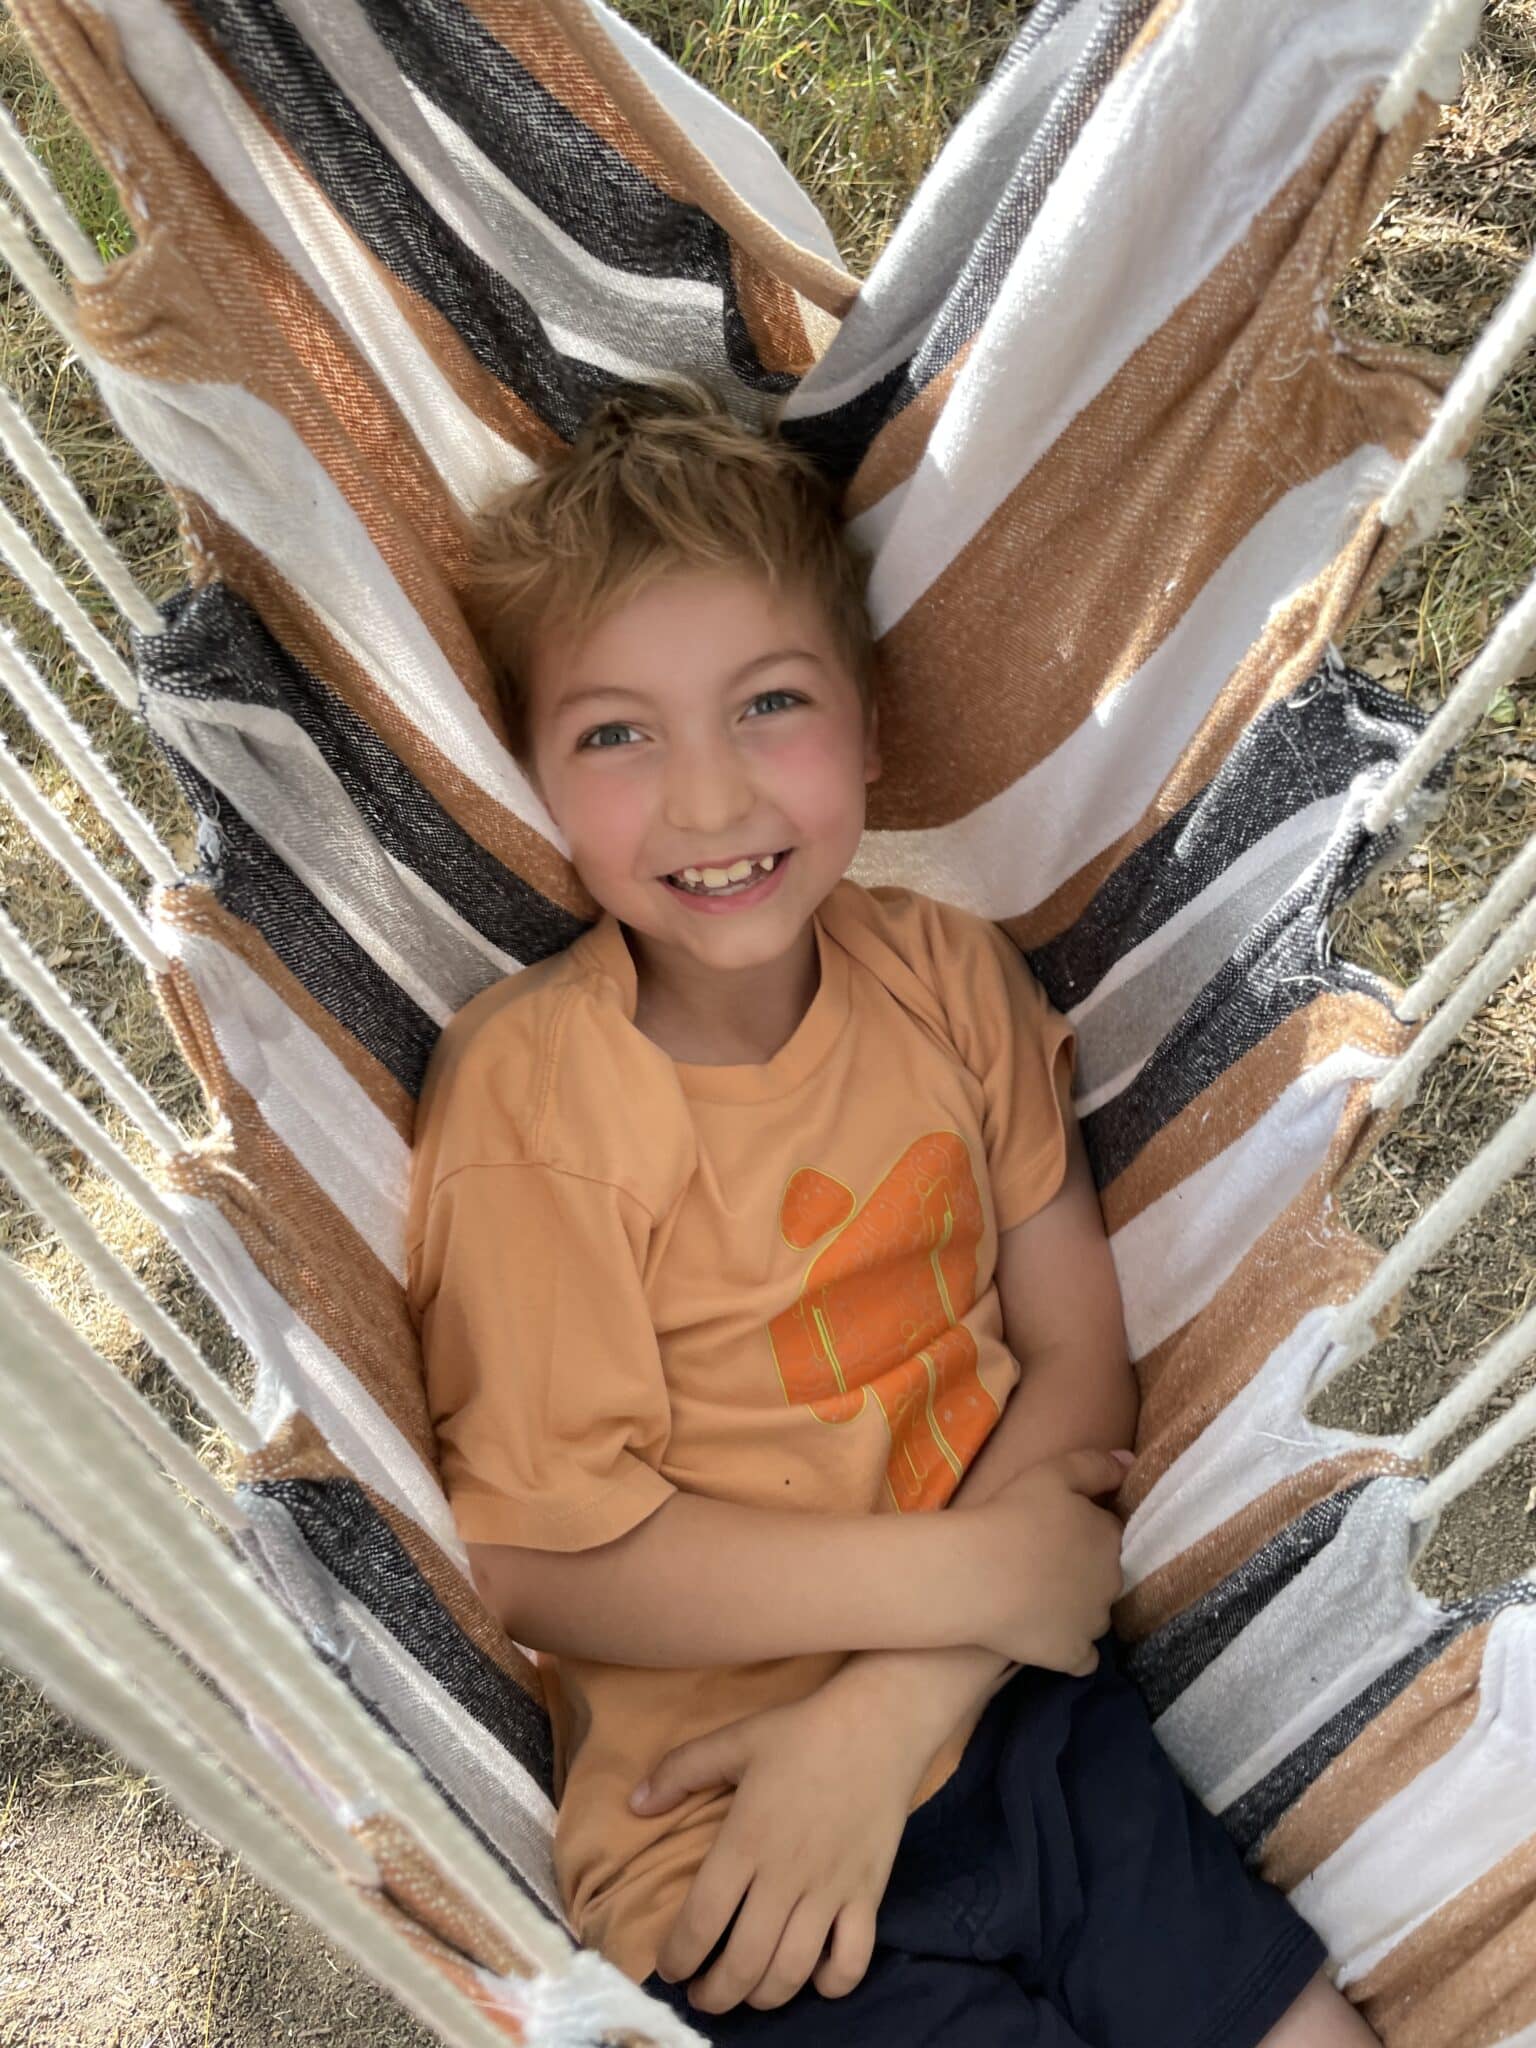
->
xmin=0 ymin=1011 xmax=183 ymax=1234
xmin=1409 ymin=1343 xmax=1536 ymax=1524
xmin=1365 ymin=563 xmax=1536 ymax=835
xmin=0 ymin=732 xmax=169 ymax=972
xmin=1373 ymin=883 xmax=1536 ymax=1111
xmin=1396 ymin=830 xmax=1536 ymax=1023
xmin=1 ymin=1258 xmax=246 ymax=1534
xmin=0 ymin=377 xmax=164 ymax=636
xmin=0 ymin=190 xmax=86 ymax=354
xmin=1402 ymin=1296 xmax=1536 ymax=1468
xmin=0 ymin=97 xmax=105 ymax=284
xmin=0 ymin=1513 xmax=520 ymax=2048
xmin=0 ymin=901 xmax=183 ymax=1150
xmin=0 ymin=623 xmax=175 ymax=881
xmin=0 ymin=1486 xmax=378 ymax=1886
xmin=1374 ymin=0 xmax=1486 ymax=130
xmin=1379 ymin=239 xmax=1536 ymax=548
xmin=0 ymin=1107 xmax=258 ymax=1451
xmin=0 ymin=1279 xmax=582 ymax=1982
xmin=1322 ymin=1088 xmax=1536 ymax=1382
xmin=0 ymin=488 xmax=142 ymax=711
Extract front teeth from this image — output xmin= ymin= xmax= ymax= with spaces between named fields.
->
xmin=676 ymin=853 xmax=778 ymax=889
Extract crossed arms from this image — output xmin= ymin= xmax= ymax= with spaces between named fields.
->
xmin=467 ymin=1108 xmax=1139 ymax=1718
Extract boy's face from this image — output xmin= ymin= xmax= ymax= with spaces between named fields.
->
xmin=525 ymin=565 xmax=881 ymax=977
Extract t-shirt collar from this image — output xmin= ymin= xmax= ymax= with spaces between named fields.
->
xmin=572 ymin=884 xmax=855 ymax=1103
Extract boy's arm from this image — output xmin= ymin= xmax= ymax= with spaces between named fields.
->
xmin=812 ymin=1112 xmax=1139 ymax=1743
xmin=467 ymin=1489 xmax=989 ymax=1667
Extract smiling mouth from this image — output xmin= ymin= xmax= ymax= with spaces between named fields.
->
xmin=662 ymin=848 xmax=792 ymax=896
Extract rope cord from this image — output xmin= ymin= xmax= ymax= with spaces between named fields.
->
xmin=0 ymin=376 xmax=164 ymax=636
xmin=0 ymin=1274 xmax=582 ymax=1979
xmin=0 ymin=1511 xmax=522 ymax=2048
xmin=0 ymin=900 xmax=183 ymax=1150
xmin=0 ymin=98 xmax=104 ymax=283
xmin=0 ymin=623 xmax=174 ymax=880
xmin=0 ymin=488 xmax=142 ymax=711
xmin=1410 ymin=1344 xmax=1536 ymax=1528
xmin=1323 ymin=1087 xmax=1536 ymax=1379
xmin=1379 ymin=240 xmax=1536 ymax=550
xmin=0 ymin=1011 xmax=182 ymax=1233
xmin=1 ymin=1259 xmax=246 ymax=1534
xmin=0 ymin=732 xmax=168 ymax=972
xmin=0 ymin=1107 xmax=258 ymax=1451
xmin=1402 ymin=1293 xmax=1536 ymax=1472
xmin=1366 ymin=563 xmax=1536 ymax=836
xmin=0 ymin=1483 xmax=378 ymax=1886
xmin=1397 ymin=829 xmax=1536 ymax=1024
xmin=1374 ymin=0 xmax=1487 ymax=130
xmin=1373 ymin=881 xmax=1536 ymax=1112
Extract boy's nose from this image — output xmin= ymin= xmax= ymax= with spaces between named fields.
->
xmin=661 ymin=744 xmax=756 ymax=837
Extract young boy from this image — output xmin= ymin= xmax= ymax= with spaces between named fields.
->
xmin=406 ymin=380 xmax=1375 ymax=2045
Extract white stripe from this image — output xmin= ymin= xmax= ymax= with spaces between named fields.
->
xmin=1068 ymin=796 xmax=1341 ymax=1034
xmin=142 ymin=692 xmax=505 ymax=1027
xmin=1112 ymin=1044 xmax=1393 ymax=1362
xmin=172 ymin=1200 xmax=466 ymax=1563
xmin=789 ymin=0 xmax=1103 ymax=420
xmin=91 ymin=0 xmax=536 ymax=517
xmin=582 ymin=0 xmax=847 ymax=273
xmin=848 ymin=448 xmax=1399 ymax=919
xmin=160 ymin=927 xmax=410 ymax=1279
xmin=854 ymin=0 xmax=1438 ymax=630
xmin=1297 ymin=1601 xmax=1536 ymax=1989
xmin=90 ymin=366 xmax=558 ymax=847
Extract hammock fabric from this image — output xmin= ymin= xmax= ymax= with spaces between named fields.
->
xmin=11 ymin=0 xmax=1534 ymax=2040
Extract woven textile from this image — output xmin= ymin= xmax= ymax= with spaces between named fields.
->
xmin=15 ymin=0 xmax=1535 ymax=2039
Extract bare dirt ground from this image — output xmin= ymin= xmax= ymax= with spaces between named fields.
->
xmin=0 ymin=1 xmax=1532 ymax=2043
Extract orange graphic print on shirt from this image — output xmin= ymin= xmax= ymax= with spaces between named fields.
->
xmin=769 ymin=1132 xmax=996 ymax=1512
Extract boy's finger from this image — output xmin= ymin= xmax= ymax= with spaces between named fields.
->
xmin=814 ymin=1898 xmax=877 ymax=2001
xmin=632 ymin=1729 xmax=741 ymax=1812
xmin=1062 ymin=1446 xmax=1136 ymax=1496
xmin=688 ymin=1883 xmax=795 ymax=2015
xmin=745 ymin=1894 xmax=833 ymax=2011
xmin=655 ymin=1844 xmax=752 ymax=1982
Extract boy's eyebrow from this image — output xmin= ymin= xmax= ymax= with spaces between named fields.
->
xmin=553 ymin=648 xmax=822 ymax=715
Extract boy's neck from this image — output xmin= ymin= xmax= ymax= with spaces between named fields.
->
xmin=623 ymin=915 xmax=821 ymax=1067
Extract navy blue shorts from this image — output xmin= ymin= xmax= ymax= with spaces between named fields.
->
xmin=640 ymin=1632 xmax=1327 ymax=2045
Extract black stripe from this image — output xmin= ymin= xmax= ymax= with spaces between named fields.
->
xmin=780 ymin=0 xmax=1155 ymax=485
xmin=151 ymin=735 xmax=447 ymax=1097
xmin=250 ymin=1475 xmax=557 ymax=1800
xmin=134 ymin=584 xmax=588 ymax=967
xmin=181 ymin=0 xmax=794 ymax=442
xmin=1039 ymin=660 xmax=1456 ymax=1188
xmin=1221 ymin=1580 xmax=1536 ymax=1860
xmin=1122 ymin=1481 xmax=1370 ymax=1720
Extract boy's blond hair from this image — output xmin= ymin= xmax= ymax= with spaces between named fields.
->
xmin=459 ymin=375 xmax=879 ymax=769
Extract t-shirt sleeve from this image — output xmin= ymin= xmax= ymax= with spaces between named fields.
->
xmin=936 ymin=909 xmax=1078 ymax=1235
xmin=407 ymin=1159 xmax=677 ymax=1552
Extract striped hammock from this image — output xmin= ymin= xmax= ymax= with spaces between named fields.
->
xmin=2 ymin=0 xmax=1535 ymax=2042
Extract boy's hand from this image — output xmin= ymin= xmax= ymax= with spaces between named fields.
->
xmin=631 ymin=1687 xmax=928 ymax=2016
xmin=959 ymin=1447 xmax=1128 ymax=1675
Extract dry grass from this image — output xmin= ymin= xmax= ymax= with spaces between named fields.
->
xmin=0 ymin=0 xmax=1532 ymax=2041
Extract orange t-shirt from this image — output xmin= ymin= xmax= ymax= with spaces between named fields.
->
xmin=405 ymin=878 xmax=1076 ymax=1984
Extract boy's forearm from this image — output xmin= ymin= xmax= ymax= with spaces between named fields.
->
xmin=470 ymin=1489 xmax=980 ymax=1668
xmin=820 ymin=1336 xmax=1142 ymax=1738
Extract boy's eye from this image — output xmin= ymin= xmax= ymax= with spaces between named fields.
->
xmin=575 ymin=691 xmax=802 ymax=752
xmin=578 ymin=722 xmax=639 ymax=751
